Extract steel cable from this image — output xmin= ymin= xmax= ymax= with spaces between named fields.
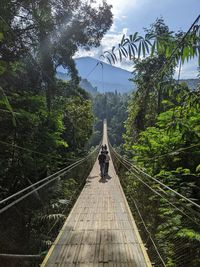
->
xmin=109 ymin=143 xmax=200 ymax=225
xmin=110 ymin=143 xmax=200 ymax=210
xmin=0 ymin=143 xmax=101 ymax=214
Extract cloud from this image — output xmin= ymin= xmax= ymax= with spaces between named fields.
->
xmin=175 ymin=58 xmax=199 ymax=79
xmin=76 ymin=1 xmax=199 ymax=78
xmin=93 ymin=0 xmax=140 ymax=20
xmin=106 ymin=0 xmax=140 ymax=16
xmin=75 ymin=28 xmax=127 ymax=59
xmin=110 ymin=23 xmax=117 ymax=32
xmin=75 ymin=25 xmax=136 ymax=72
xmin=122 ymin=28 xmax=128 ymax=34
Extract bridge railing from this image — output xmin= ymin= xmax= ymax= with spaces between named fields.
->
xmin=0 ymin=143 xmax=101 ymax=267
xmin=109 ymin=141 xmax=200 ymax=267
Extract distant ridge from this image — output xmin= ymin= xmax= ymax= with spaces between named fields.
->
xmin=56 ymin=57 xmax=200 ymax=94
xmin=57 ymin=56 xmax=135 ymax=93
xmin=179 ymin=79 xmax=200 ymax=90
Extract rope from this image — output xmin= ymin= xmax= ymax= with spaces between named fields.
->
xmin=110 ymin=149 xmax=166 ymax=265
xmin=110 ymin=144 xmax=200 ymax=210
xmin=100 ymin=62 xmax=104 ymax=92
xmin=0 ymin=144 xmax=101 ymax=213
xmin=177 ymin=56 xmax=182 ymax=83
xmin=133 ymin=199 xmax=166 ymax=267
xmin=0 ymin=254 xmax=42 ymax=259
xmin=0 ymin=158 xmax=84 ymax=205
xmin=110 ymin=145 xmax=200 ymax=266
xmin=0 ymin=140 xmax=80 ymax=162
xmin=142 ymin=143 xmax=200 ymax=161
xmin=39 ymin=141 xmax=103 ymax=238
xmin=46 ymin=171 xmax=89 ymax=237
xmin=110 ymin=146 xmax=199 ymax=225
xmin=115 ymin=149 xmax=200 ymax=223
xmin=117 ymin=166 xmax=166 ymax=265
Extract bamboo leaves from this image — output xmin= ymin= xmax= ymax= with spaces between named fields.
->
xmin=103 ymin=17 xmax=200 ymax=67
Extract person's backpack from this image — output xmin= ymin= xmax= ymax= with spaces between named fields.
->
xmin=98 ymin=153 xmax=106 ymax=164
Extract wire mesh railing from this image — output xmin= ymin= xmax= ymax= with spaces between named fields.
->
xmin=109 ymin=142 xmax=200 ymax=267
xmin=0 ymin=144 xmax=101 ymax=267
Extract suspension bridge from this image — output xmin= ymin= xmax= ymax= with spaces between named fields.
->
xmin=0 ymin=120 xmax=200 ymax=267
xmin=41 ymin=120 xmax=151 ymax=266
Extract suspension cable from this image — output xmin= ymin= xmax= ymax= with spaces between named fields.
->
xmin=112 ymin=152 xmax=179 ymax=265
xmin=0 ymin=144 xmax=101 ymax=213
xmin=0 ymin=140 xmax=81 ymax=162
xmin=110 ymin=143 xmax=200 ymax=210
xmin=44 ymin=150 xmax=99 ymax=237
xmin=138 ymin=143 xmax=200 ymax=161
xmin=0 ymin=160 xmax=83 ymax=214
xmin=118 ymin=172 xmax=166 ymax=265
xmin=111 ymin=145 xmax=200 ymax=265
xmin=133 ymin=199 xmax=166 ymax=267
xmin=0 ymin=158 xmax=84 ymax=205
xmin=86 ymin=62 xmax=100 ymax=79
xmin=114 ymin=149 xmax=200 ymax=223
xmin=111 ymin=147 xmax=199 ymax=225
xmin=46 ymin=170 xmax=89 ymax=237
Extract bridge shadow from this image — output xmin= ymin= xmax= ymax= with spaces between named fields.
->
xmin=85 ymin=175 xmax=99 ymax=187
xmin=105 ymin=174 xmax=112 ymax=180
xmin=41 ymin=225 xmax=142 ymax=266
xmin=87 ymin=175 xmax=99 ymax=180
xmin=98 ymin=174 xmax=112 ymax=183
xmin=85 ymin=174 xmax=112 ymax=185
xmin=99 ymin=177 xmax=108 ymax=183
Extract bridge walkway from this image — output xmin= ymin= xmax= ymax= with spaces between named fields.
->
xmin=41 ymin=121 xmax=151 ymax=266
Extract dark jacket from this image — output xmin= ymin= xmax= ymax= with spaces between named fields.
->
xmin=98 ymin=153 xmax=106 ymax=164
xmin=102 ymin=144 xmax=107 ymax=151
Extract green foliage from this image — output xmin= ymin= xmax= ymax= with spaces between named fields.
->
xmin=63 ymin=96 xmax=94 ymax=151
xmin=0 ymin=0 xmax=111 ymax=261
xmin=91 ymin=92 xmax=128 ymax=147
xmin=0 ymin=0 xmax=113 ymax=109
xmin=121 ymin=19 xmax=200 ymax=267
xmin=177 ymin=228 xmax=200 ymax=241
xmin=103 ymin=17 xmax=200 ymax=68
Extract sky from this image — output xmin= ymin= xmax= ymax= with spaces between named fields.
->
xmin=76 ymin=0 xmax=200 ymax=79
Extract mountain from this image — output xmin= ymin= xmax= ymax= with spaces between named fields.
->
xmin=79 ymin=79 xmax=98 ymax=95
xmin=56 ymin=58 xmax=200 ymax=94
xmin=57 ymin=57 xmax=135 ymax=93
xmin=56 ymin=72 xmax=70 ymax=81
xmin=179 ymin=79 xmax=200 ymax=90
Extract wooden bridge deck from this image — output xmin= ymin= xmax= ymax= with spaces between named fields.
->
xmin=41 ymin=121 xmax=151 ymax=267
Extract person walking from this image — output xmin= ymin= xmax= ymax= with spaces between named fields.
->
xmin=101 ymin=144 xmax=107 ymax=153
xmin=105 ymin=151 xmax=110 ymax=175
xmin=98 ymin=151 xmax=106 ymax=177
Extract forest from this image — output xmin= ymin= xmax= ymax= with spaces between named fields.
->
xmin=0 ymin=1 xmax=200 ymax=266
xmin=0 ymin=0 xmax=112 ymax=265
xmin=104 ymin=18 xmax=200 ymax=267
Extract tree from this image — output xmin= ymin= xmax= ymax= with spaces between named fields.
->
xmin=0 ymin=0 xmax=113 ymax=109
xmin=123 ymin=19 xmax=175 ymax=145
xmin=103 ymin=16 xmax=200 ymax=67
xmin=92 ymin=92 xmax=128 ymax=147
